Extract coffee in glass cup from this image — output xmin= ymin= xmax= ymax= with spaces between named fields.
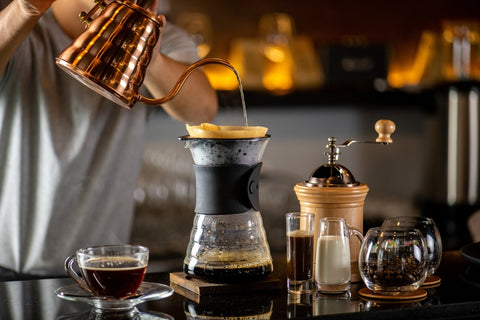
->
xmin=65 ymin=244 xmax=149 ymax=298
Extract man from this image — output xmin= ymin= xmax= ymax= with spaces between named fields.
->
xmin=0 ymin=0 xmax=218 ymax=279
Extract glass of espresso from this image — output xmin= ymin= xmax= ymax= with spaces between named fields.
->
xmin=65 ymin=245 xmax=149 ymax=298
xmin=286 ymin=212 xmax=315 ymax=294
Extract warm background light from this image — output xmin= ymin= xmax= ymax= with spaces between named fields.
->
xmin=170 ymin=1 xmax=480 ymax=91
xmin=204 ymin=64 xmax=239 ymax=91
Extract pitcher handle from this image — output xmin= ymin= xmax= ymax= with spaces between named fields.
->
xmin=64 ymin=254 xmax=92 ymax=293
xmin=349 ymin=226 xmax=364 ymax=247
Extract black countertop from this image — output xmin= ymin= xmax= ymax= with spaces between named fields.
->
xmin=1 ymin=251 xmax=480 ymax=320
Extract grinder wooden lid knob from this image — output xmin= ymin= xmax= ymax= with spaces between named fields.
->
xmin=375 ymin=119 xmax=396 ymax=144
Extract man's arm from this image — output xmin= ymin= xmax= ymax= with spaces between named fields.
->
xmin=0 ymin=0 xmax=55 ymax=75
xmin=9 ymin=0 xmax=218 ymax=124
xmin=139 ymin=0 xmax=218 ymax=124
xmin=142 ymin=53 xmax=219 ymax=125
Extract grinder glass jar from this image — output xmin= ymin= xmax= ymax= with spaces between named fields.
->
xmin=359 ymin=227 xmax=428 ymax=294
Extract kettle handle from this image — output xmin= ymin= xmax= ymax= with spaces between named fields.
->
xmin=79 ymin=0 xmax=107 ymax=25
xmin=138 ymin=57 xmax=236 ymax=106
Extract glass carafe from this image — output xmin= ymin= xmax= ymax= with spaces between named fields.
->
xmin=179 ymin=135 xmax=273 ymax=282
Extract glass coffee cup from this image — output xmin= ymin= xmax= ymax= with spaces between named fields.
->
xmin=65 ymin=244 xmax=149 ymax=298
xmin=286 ymin=212 xmax=315 ymax=293
xmin=359 ymin=227 xmax=428 ymax=294
xmin=382 ymin=216 xmax=442 ymax=277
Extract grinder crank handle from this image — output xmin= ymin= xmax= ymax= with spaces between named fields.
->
xmin=375 ymin=119 xmax=396 ymax=144
xmin=340 ymin=119 xmax=396 ymax=147
xmin=325 ymin=119 xmax=396 ymax=165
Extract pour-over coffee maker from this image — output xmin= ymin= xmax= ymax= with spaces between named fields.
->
xmin=179 ymin=133 xmax=274 ymax=283
xmin=55 ymin=0 xmax=272 ymax=284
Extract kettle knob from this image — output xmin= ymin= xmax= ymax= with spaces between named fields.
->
xmin=375 ymin=119 xmax=396 ymax=144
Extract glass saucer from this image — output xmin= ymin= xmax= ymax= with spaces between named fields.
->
xmin=57 ymin=309 xmax=174 ymax=320
xmin=55 ymin=282 xmax=174 ymax=311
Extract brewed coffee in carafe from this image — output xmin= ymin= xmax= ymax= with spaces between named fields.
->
xmin=179 ymin=132 xmax=273 ymax=282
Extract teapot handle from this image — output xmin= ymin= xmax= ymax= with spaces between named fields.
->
xmin=138 ymin=57 xmax=236 ymax=106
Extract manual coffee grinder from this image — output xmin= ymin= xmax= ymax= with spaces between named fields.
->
xmin=294 ymin=119 xmax=395 ymax=283
xmin=177 ymin=134 xmax=274 ymax=283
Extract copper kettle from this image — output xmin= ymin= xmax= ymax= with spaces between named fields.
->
xmin=56 ymin=0 xmax=232 ymax=109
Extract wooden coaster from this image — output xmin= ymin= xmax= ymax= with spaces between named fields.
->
xmin=359 ymin=287 xmax=428 ymax=301
xmin=169 ymin=272 xmax=282 ymax=298
xmin=422 ymin=275 xmax=441 ymax=288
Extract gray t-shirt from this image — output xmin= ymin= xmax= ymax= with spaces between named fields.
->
xmin=0 ymin=4 xmax=198 ymax=276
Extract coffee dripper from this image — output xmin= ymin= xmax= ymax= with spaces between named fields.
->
xmin=294 ymin=119 xmax=395 ymax=283
xmin=56 ymin=0 xmax=234 ymax=109
xmin=179 ymin=135 xmax=274 ymax=282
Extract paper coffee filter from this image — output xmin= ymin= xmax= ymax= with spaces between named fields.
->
xmin=186 ymin=123 xmax=268 ymax=138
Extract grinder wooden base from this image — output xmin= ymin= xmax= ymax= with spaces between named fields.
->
xmin=294 ymin=182 xmax=369 ymax=284
xmin=169 ymin=272 xmax=282 ymax=301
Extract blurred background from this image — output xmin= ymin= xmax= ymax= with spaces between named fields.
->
xmin=131 ymin=0 xmax=480 ymax=266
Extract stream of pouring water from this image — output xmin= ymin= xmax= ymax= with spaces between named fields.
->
xmin=232 ymin=68 xmax=249 ymax=127
xmin=140 ymin=58 xmax=249 ymax=126
xmin=194 ymin=58 xmax=249 ymax=127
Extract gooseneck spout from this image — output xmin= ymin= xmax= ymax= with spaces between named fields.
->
xmin=138 ymin=58 xmax=235 ymax=106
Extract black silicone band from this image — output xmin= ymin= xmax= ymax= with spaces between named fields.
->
xmin=193 ymin=163 xmax=262 ymax=214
